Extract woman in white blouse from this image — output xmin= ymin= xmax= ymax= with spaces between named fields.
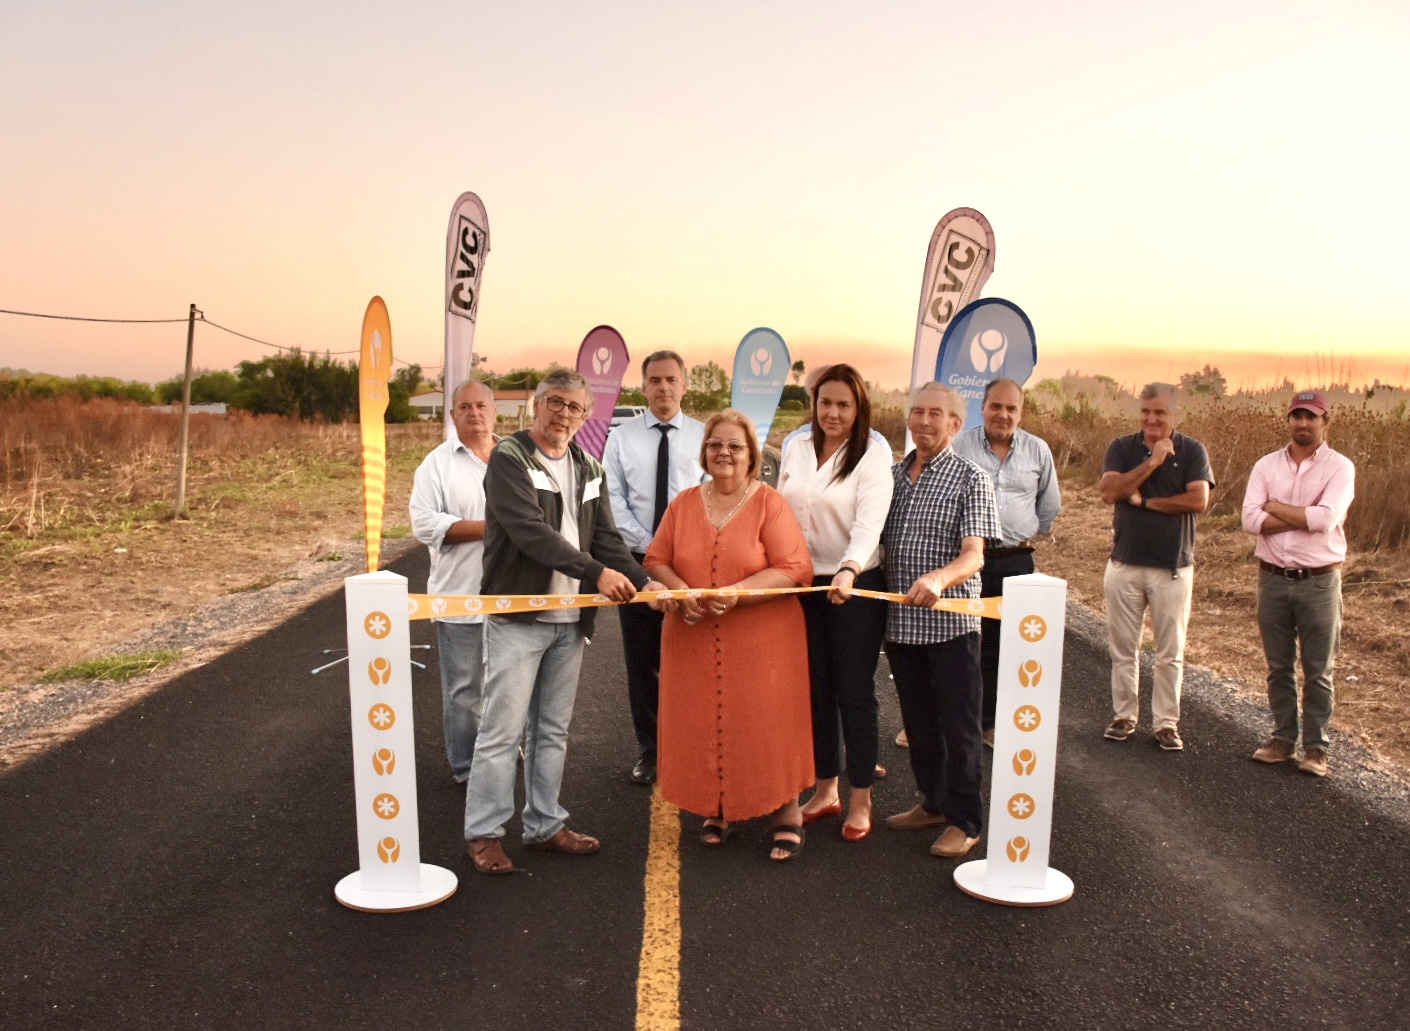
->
xmin=778 ymin=364 xmax=895 ymax=841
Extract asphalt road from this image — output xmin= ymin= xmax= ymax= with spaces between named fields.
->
xmin=2 ymin=547 xmax=1407 ymax=1030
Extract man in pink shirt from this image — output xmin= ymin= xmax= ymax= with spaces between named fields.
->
xmin=1241 ymin=390 xmax=1355 ymax=777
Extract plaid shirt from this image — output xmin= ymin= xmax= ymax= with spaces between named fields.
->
xmin=882 ymin=447 xmax=1001 ymax=645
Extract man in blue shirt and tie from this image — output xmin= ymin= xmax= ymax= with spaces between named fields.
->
xmin=602 ymin=350 xmax=707 ymax=784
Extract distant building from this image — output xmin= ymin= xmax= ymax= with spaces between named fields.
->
xmin=151 ymin=403 xmax=228 ymax=415
xmin=409 ymin=390 xmax=443 ymax=421
xmin=493 ymin=389 xmax=533 ymax=429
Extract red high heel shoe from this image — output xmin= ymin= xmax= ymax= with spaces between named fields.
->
xmin=841 ymin=821 xmax=871 ymax=842
xmin=800 ymin=800 xmax=842 ymax=825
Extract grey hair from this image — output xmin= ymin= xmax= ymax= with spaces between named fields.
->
xmin=910 ymin=381 xmax=965 ymax=419
xmin=534 ymin=369 xmax=593 ymax=412
xmin=1139 ymin=382 xmax=1179 ymax=406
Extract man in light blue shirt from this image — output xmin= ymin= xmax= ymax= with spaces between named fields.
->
xmin=601 ymin=350 xmax=707 ymax=784
xmin=951 ymin=378 xmax=1061 ymax=746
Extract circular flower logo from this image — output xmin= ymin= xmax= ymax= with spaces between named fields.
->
xmin=364 ymin=611 xmax=392 ymax=639
xmin=373 ymin=793 xmax=400 ymax=820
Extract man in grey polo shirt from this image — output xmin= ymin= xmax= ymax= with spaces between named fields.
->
xmin=952 ymin=377 xmax=1060 ymax=748
xmin=1099 ymin=383 xmax=1213 ymax=752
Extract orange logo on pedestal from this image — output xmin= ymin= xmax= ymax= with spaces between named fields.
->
xmin=1012 ymin=748 xmax=1037 ymax=775
xmin=1006 ymin=836 xmax=1031 ymax=862
xmin=368 ymin=657 xmax=392 ymax=685
xmin=377 ymin=836 xmax=401 ymax=863
xmin=1019 ymin=614 xmax=1047 ymax=641
xmin=372 ymin=748 xmax=396 ymax=775
xmin=373 ymin=793 xmax=400 ymax=819
xmin=1018 ymin=658 xmax=1043 ymax=687
xmin=1008 ymin=793 xmax=1036 ymax=819
xmin=365 ymin=611 xmax=392 ymax=638
xmin=1013 ymin=706 xmax=1041 ymax=732
xmin=368 ymin=704 xmax=396 ymax=730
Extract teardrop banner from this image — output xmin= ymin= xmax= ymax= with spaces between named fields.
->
xmin=934 ymin=297 xmax=1037 ymax=431
xmin=573 ymin=325 xmax=630 ymax=460
xmin=358 ymin=297 xmax=393 ymax=574
xmin=910 ymin=208 xmax=996 ymax=396
xmin=729 ymin=327 xmax=790 ymax=445
xmin=444 ymin=191 xmax=490 ymax=441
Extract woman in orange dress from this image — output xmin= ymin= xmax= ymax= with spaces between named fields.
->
xmin=645 ymin=409 xmax=815 ymax=861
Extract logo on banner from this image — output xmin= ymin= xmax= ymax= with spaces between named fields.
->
xmin=969 ymin=329 xmax=1008 ymax=373
xmin=448 ymin=215 xmax=485 ymax=321
xmin=751 ymin=348 xmax=772 ymax=376
xmin=923 ymin=229 xmax=988 ymax=332
xmin=593 ymin=348 xmax=612 ymax=374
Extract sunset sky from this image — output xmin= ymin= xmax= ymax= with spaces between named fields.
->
xmin=3 ymin=1 xmax=1407 ymax=393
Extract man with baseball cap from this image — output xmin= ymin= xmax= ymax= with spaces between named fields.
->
xmin=1241 ymin=390 xmax=1355 ymax=777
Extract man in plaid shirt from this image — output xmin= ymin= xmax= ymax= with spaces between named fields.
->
xmin=881 ymin=382 xmax=1001 ymax=859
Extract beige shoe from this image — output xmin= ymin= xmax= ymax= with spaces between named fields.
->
xmin=929 ymin=825 xmax=981 ymax=858
xmin=885 ymin=804 xmax=948 ymax=831
xmin=1252 ymin=737 xmax=1296 ymax=763
xmin=1298 ymin=748 xmax=1329 ymax=777
xmin=982 ymin=728 xmax=995 ymax=749
xmin=895 ymin=729 xmax=909 ymax=748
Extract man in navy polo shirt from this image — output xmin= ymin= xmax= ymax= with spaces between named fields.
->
xmin=1099 ymin=383 xmax=1213 ymax=751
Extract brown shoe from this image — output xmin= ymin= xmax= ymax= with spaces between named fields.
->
xmin=929 ymin=825 xmax=981 ymax=858
xmin=1103 ymin=717 xmax=1136 ymax=741
xmin=1252 ymin=737 xmax=1296 ymax=764
xmin=1298 ymin=748 xmax=1329 ymax=778
xmin=525 ymin=826 xmax=601 ymax=855
xmin=982 ymin=728 xmax=995 ymax=749
xmin=885 ymin=804 xmax=948 ymax=832
xmin=467 ymin=837 xmax=515 ymax=875
xmin=1154 ymin=727 xmax=1184 ymax=751
xmin=895 ymin=729 xmax=909 ymax=748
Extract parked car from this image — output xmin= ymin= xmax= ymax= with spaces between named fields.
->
xmin=609 ymin=405 xmax=647 ymax=429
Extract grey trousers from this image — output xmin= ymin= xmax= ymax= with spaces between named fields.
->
xmin=1257 ymin=567 xmax=1341 ymax=752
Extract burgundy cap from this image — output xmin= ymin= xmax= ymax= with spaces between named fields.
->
xmin=1287 ymin=389 xmax=1330 ymax=417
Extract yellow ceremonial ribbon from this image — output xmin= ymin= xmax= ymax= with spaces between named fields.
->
xmin=406 ymin=585 xmax=1003 ymax=621
xmin=358 ymin=297 xmax=394 ymax=573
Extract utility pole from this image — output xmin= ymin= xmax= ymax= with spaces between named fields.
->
xmin=173 ymin=303 xmax=196 ymax=519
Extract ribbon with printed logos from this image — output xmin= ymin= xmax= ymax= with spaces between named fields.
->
xmin=406 ymin=586 xmax=1002 ymax=621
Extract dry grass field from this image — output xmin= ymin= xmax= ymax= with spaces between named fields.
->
xmin=4 ymin=390 xmax=1409 ymax=776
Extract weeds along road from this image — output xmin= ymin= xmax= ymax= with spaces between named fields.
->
xmin=2 ymin=547 xmax=1407 ymax=1030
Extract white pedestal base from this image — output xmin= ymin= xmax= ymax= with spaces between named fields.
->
xmin=953 ymin=860 xmax=1074 ymax=907
xmin=334 ymin=864 xmax=458 ymax=912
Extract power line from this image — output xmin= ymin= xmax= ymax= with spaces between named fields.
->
xmin=0 ymin=307 xmax=187 ymax=324
xmin=196 ymin=314 xmax=358 ymax=356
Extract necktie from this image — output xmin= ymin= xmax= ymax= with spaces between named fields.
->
xmin=653 ymin=423 xmax=673 ymax=532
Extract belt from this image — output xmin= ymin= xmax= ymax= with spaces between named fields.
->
xmin=985 ymin=541 xmax=1034 ymax=559
xmin=1259 ymin=559 xmax=1340 ymax=580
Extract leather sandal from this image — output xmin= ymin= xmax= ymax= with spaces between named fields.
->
xmin=699 ymin=819 xmax=735 ymax=847
xmin=769 ymin=824 xmax=805 ymax=863
xmin=525 ymin=827 xmax=600 ymax=855
xmin=467 ymin=837 xmax=515 ymax=875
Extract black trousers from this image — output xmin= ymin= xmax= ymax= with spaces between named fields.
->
xmin=618 ymin=596 xmax=664 ymax=759
xmin=980 ymin=551 xmax=1036 ymax=730
xmin=800 ymin=567 xmax=887 ymax=787
xmin=885 ymin=632 xmax=984 ymax=837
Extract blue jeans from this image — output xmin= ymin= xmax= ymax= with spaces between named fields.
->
xmin=1257 ymin=567 xmax=1341 ymax=752
xmin=436 ymin=620 xmax=485 ymax=783
xmin=463 ymin=619 xmax=586 ymax=844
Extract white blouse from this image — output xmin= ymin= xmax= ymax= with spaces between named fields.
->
xmin=778 ymin=435 xmax=894 ymax=576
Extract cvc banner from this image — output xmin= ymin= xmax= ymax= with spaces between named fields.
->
xmin=444 ymin=192 xmax=490 ymax=441
xmin=910 ymin=208 xmax=996 ymax=396
xmin=729 ymin=327 xmax=790 ymax=445
xmin=358 ymin=297 xmax=393 ymax=574
xmin=573 ymin=325 xmax=630 ymax=460
xmin=934 ymin=298 xmax=1037 ymax=431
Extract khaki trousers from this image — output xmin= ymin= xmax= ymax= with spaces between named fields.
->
xmin=1103 ymin=560 xmax=1194 ymax=731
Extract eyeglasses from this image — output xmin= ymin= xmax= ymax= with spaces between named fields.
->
xmin=541 ymin=395 xmax=588 ymax=418
xmin=705 ymin=439 xmax=748 ymax=455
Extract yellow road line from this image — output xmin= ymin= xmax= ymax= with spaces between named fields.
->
xmin=636 ymin=785 xmax=682 ymax=1031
